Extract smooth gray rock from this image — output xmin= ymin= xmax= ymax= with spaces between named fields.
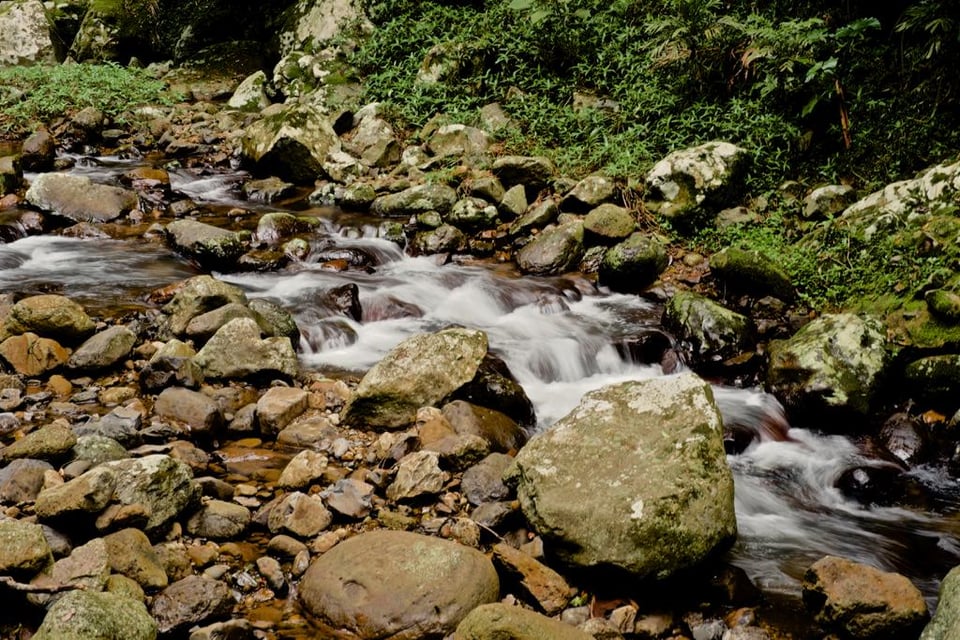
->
xmin=299 ymin=530 xmax=499 ymax=639
xmin=516 ymin=221 xmax=584 ymax=276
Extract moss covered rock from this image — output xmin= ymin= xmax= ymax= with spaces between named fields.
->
xmin=516 ymin=221 xmax=584 ymax=276
xmin=34 ymin=590 xmax=157 ymax=640
xmin=709 ymin=246 xmax=795 ymax=301
xmin=663 ymin=290 xmax=753 ymax=362
xmin=598 ymin=232 xmax=668 ymax=293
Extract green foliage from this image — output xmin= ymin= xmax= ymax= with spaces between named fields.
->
xmin=351 ymin=0 xmax=960 ymax=194
xmin=0 ymin=62 xmax=174 ymax=134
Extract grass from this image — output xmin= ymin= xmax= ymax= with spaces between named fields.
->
xmin=0 ymin=62 xmax=175 ymax=135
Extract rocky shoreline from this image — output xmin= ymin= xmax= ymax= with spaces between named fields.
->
xmin=2 ymin=6 xmax=960 ymax=638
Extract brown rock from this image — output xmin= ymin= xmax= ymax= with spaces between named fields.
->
xmin=492 ymin=543 xmax=576 ymax=616
xmin=442 ymin=400 xmax=526 ymax=453
xmin=0 ymin=332 xmax=68 ymax=375
xmin=802 ymin=555 xmax=929 ymax=639
xmin=257 ymin=386 xmax=309 ymax=435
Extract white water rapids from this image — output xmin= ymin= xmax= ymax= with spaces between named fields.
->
xmin=4 ymin=163 xmax=960 ymax=610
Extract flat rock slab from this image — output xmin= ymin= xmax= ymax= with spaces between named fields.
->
xmin=299 ymin=529 xmax=499 ymax=639
xmin=25 ymin=173 xmax=137 ymax=223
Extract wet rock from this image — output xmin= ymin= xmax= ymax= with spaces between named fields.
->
xmin=33 ymin=590 xmax=157 ymax=640
xmin=453 ymin=354 xmax=536 ymax=429
xmin=20 ymin=128 xmax=56 ymax=172
xmin=254 ymin=211 xmax=319 ymax=245
xmin=454 ymin=602 xmax=593 ymax=640
xmin=0 ymin=518 xmax=53 ymax=576
xmin=583 ymin=203 xmax=635 ymax=244
xmin=517 ymin=220 xmax=584 ymax=276
xmin=425 ymin=433 xmax=490 ymax=470
xmin=68 ymin=325 xmax=137 ymax=371
xmin=371 ymin=183 xmax=459 ymax=217
xmin=492 ymin=155 xmax=556 ymax=193
xmin=803 ymin=184 xmax=858 ymax=220
xmin=186 ymin=499 xmax=251 ymax=540
xmin=103 ymin=528 xmax=168 ymax=589
xmin=151 ymin=575 xmax=234 ymax=635
xmin=320 ymin=283 xmax=362 ymax=321
xmin=248 ymin=298 xmax=301 ymax=349
xmin=155 ymin=387 xmax=223 ymax=436
xmin=322 ymin=478 xmax=374 ymax=519
xmin=300 ymin=529 xmax=499 ymax=639
xmin=0 ymin=457 xmax=52 ymax=503
xmin=904 ymin=354 xmax=960 ymax=409
xmin=767 ymin=314 xmax=889 ymax=419
xmin=189 ymin=618 xmax=255 ymax=640
xmin=278 ymin=450 xmax=329 ymax=489
xmin=342 ymin=327 xmax=489 ymax=429
xmin=267 ymin=491 xmax=332 ymax=538
xmin=25 ymin=173 xmax=138 ymax=223
xmin=598 ymin=232 xmax=669 ymax=293
xmin=194 ymin=318 xmax=299 ymax=380
xmin=387 ymin=450 xmax=445 ymax=501
xmin=492 ymin=543 xmax=576 ymax=615
xmin=802 ymin=555 xmax=928 ymax=639
xmin=163 ymin=276 xmax=249 ymax=336
xmin=412 ymin=223 xmax=467 ymax=254
xmin=241 ymin=103 xmax=342 ymax=183
xmin=709 ymin=247 xmax=795 ymax=301
xmin=506 ymin=373 xmax=736 ymax=579
xmin=5 ymin=293 xmax=95 ymax=342
xmin=662 ymin=290 xmax=753 ymax=363
xmin=462 ymin=452 xmax=513 ymax=505
xmin=922 ymin=564 xmax=960 ymax=639
xmin=644 ymin=141 xmax=749 ymax=227
xmin=442 ymin=401 xmax=526 ymax=454
xmin=257 ymin=386 xmax=309 ymax=435
xmin=166 ymin=220 xmax=245 ymax=270
xmin=879 ymin=412 xmax=926 ymax=466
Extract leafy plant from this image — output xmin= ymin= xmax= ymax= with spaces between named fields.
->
xmin=0 ymin=62 xmax=174 ymax=135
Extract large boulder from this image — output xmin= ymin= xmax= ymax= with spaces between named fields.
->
xmin=516 ymin=221 xmax=584 ymax=276
xmin=427 ymin=124 xmax=492 ymax=161
xmin=454 ymin=603 xmax=593 ymax=640
xmin=644 ymin=141 xmax=750 ymax=227
xmin=766 ymin=314 xmax=889 ymax=419
xmin=241 ymin=104 xmax=342 ymax=183
xmin=342 ymin=328 xmax=489 ymax=429
xmin=346 ymin=103 xmax=400 ymax=168
xmin=662 ymin=290 xmax=753 ymax=363
xmin=194 ymin=317 xmax=299 ymax=380
xmin=162 ymin=275 xmax=248 ymax=336
xmin=165 ymin=220 xmax=245 ymax=270
xmin=505 ymin=373 xmax=736 ymax=579
xmin=921 ymin=565 xmax=960 ymax=639
xmin=598 ymin=232 xmax=668 ymax=293
xmin=709 ymin=247 xmax=795 ymax=301
xmin=299 ymin=530 xmax=499 ymax=639
xmin=492 ymin=155 xmax=555 ymax=193
xmin=0 ymin=0 xmax=56 ymax=66
xmin=277 ymin=0 xmax=369 ymax=56
xmin=25 ymin=174 xmax=138 ymax=223
xmin=33 ymin=591 xmax=157 ymax=640
xmin=802 ymin=555 xmax=928 ymax=639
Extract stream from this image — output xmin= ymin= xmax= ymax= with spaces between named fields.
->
xmin=5 ymin=157 xmax=960 ymax=618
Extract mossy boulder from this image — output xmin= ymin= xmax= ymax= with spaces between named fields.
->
xmin=767 ymin=313 xmax=889 ymax=420
xmin=598 ymin=232 xmax=668 ymax=293
xmin=241 ymin=103 xmax=342 ymax=183
xmin=5 ymin=294 xmax=95 ymax=343
xmin=370 ymin=183 xmax=459 ymax=217
xmin=165 ymin=220 xmax=245 ymax=270
xmin=583 ymin=203 xmax=635 ymax=244
xmin=454 ymin=603 xmax=593 ymax=640
xmin=709 ymin=247 xmax=795 ymax=301
xmin=663 ymin=290 xmax=753 ymax=363
xmin=33 ymin=590 xmax=157 ymax=640
xmin=921 ymin=565 xmax=960 ymax=640
xmin=25 ymin=173 xmax=138 ymax=223
xmin=903 ymin=354 xmax=960 ymax=410
xmin=505 ymin=373 xmax=736 ymax=579
xmin=194 ymin=317 xmax=299 ymax=380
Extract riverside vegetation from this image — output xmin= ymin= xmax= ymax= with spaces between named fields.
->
xmin=2 ymin=0 xmax=960 ymax=639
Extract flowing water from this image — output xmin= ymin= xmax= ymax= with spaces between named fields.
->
xmin=7 ymin=160 xmax=960 ymax=616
